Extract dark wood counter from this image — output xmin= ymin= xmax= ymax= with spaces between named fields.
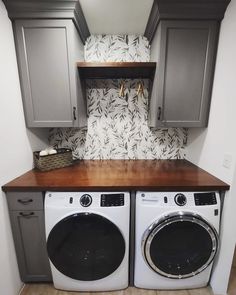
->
xmin=2 ymin=160 xmax=229 ymax=192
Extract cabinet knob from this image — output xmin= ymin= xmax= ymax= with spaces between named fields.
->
xmin=158 ymin=107 xmax=162 ymax=120
xmin=73 ymin=107 xmax=77 ymax=121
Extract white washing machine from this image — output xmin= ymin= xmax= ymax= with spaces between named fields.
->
xmin=45 ymin=191 xmax=130 ymax=291
xmin=134 ymin=191 xmax=220 ymax=290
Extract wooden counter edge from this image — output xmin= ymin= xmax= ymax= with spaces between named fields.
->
xmin=1 ymin=159 xmax=230 ymax=192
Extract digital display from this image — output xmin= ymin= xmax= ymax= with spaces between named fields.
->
xmin=194 ymin=192 xmax=217 ymax=206
xmin=101 ymin=194 xmax=124 ymax=207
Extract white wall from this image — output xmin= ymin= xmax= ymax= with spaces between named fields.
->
xmin=187 ymin=0 xmax=236 ymax=293
xmin=0 ymin=2 xmax=48 ymax=294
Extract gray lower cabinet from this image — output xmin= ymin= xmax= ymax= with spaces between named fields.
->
xmin=7 ymin=192 xmax=51 ymax=282
xmin=14 ymin=19 xmax=87 ymax=128
xmin=149 ymin=20 xmax=219 ymax=127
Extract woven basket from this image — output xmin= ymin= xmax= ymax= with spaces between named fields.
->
xmin=33 ymin=148 xmax=73 ymax=171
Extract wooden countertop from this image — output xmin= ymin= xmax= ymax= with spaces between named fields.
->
xmin=2 ymin=160 xmax=229 ymax=192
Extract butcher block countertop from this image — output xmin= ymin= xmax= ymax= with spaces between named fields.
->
xmin=2 ymin=160 xmax=229 ymax=192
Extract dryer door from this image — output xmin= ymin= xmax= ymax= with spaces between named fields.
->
xmin=47 ymin=213 xmax=125 ymax=281
xmin=142 ymin=212 xmax=219 ymax=279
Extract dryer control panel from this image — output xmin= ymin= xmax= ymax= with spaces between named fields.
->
xmin=101 ymin=193 xmax=124 ymax=207
xmin=137 ymin=191 xmax=220 ymax=209
xmin=194 ymin=192 xmax=217 ymax=206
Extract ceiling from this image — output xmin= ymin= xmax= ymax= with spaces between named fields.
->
xmin=79 ymin=0 xmax=154 ymax=35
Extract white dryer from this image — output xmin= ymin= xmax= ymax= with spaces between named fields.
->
xmin=45 ymin=191 xmax=130 ymax=292
xmin=134 ymin=191 xmax=220 ymax=290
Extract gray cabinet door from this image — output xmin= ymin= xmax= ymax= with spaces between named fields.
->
xmin=14 ymin=19 xmax=86 ymax=127
xmin=9 ymin=210 xmax=52 ymax=282
xmin=149 ymin=20 xmax=219 ymax=127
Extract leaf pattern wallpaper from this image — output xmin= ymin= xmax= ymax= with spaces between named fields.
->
xmin=49 ymin=35 xmax=188 ymax=159
xmin=85 ymin=35 xmax=150 ymax=62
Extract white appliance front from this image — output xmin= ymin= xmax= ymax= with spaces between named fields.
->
xmin=45 ymin=191 xmax=130 ymax=291
xmin=134 ymin=191 xmax=220 ymax=289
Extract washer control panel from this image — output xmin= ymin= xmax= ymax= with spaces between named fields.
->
xmin=101 ymin=193 xmax=124 ymax=207
xmin=80 ymin=194 xmax=92 ymax=207
xmin=45 ymin=192 xmax=129 ymax=209
xmin=174 ymin=193 xmax=187 ymax=206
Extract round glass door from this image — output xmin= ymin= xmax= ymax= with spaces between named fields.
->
xmin=142 ymin=212 xmax=218 ymax=279
xmin=47 ymin=213 xmax=125 ymax=281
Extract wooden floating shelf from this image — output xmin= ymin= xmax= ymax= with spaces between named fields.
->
xmin=77 ymin=62 xmax=156 ymax=80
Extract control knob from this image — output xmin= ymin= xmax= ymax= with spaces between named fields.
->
xmin=80 ymin=194 xmax=92 ymax=207
xmin=174 ymin=193 xmax=187 ymax=206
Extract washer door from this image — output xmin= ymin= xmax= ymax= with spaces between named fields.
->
xmin=47 ymin=213 xmax=125 ymax=281
xmin=142 ymin=212 xmax=219 ymax=279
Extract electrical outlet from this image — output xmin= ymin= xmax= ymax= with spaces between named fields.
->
xmin=223 ymin=154 xmax=232 ymax=169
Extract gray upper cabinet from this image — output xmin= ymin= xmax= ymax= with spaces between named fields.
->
xmin=14 ymin=19 xmax=87 ymax=127
xmin=149 ymin=20 xmax=219 ymax=128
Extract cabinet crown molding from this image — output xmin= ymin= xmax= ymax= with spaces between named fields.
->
xmin=3 ymin=0 xmax=90 ymax=44
xmin=145 ymin=0 xmax=231 ymax=43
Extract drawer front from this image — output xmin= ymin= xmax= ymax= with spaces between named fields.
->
xmin=7 ymin=192 xmax=44 ymax=210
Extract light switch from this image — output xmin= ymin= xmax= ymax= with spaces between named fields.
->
xmin=223 ymin=154 xmax=232 ymax=169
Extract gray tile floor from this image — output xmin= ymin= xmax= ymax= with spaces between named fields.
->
xmin=20 ymin=285 xmax=213 ymax=295
xmin=21 ymin=267 xmax=236 ymax=295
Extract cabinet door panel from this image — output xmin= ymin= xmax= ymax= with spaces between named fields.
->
xmin=149 ymin=21 xmax=219 ymax=127
xmin=14 ymin=20 xmax=80 ymax=127
xmin=24 ymin=27 xmax=72 ymax=122
xmin=164 ymin=27 xmax=209 ymax=121
xmin=9 ymin=210 xmax=51 ymax=282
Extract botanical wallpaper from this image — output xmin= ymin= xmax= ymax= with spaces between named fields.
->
xmin=84 ymin=35 xmax=150 ymax=62
xmin=49 ymin=35 xmax=187 ymax=159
